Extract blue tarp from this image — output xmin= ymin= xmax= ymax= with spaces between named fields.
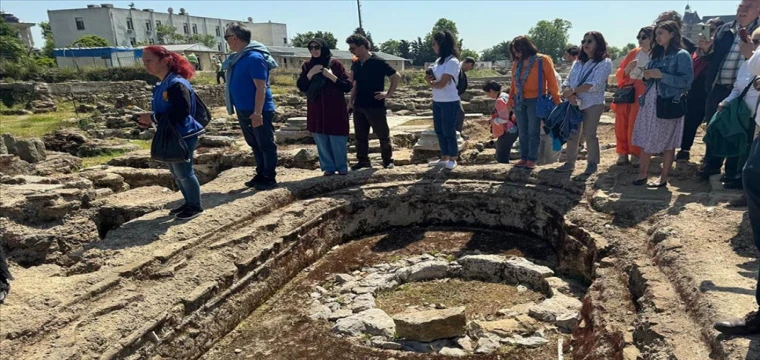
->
xmin=53 ymin=47 xmax=142 ymax=58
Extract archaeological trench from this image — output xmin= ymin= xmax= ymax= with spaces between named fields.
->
xmin=0 ymin=75 xmax=759 ymax=360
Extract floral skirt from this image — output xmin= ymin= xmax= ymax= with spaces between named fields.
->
xmin=631 ymin=90 xmax=684 ymax=154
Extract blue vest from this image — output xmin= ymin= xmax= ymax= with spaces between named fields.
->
xmin=152 ymin=72 xmax=205 ymax=138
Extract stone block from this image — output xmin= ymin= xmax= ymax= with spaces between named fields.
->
xmin=393 ymin=306 xmax=466 ymax=342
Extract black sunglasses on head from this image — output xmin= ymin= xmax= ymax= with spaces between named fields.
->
xmin=308 ymin=45 xmax=321 ymax=50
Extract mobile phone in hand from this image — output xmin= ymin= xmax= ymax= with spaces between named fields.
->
xmin=740 ymin=27 xmax=750 ymax=43
xmin=425 ymin=68 xmax=435 ymax=79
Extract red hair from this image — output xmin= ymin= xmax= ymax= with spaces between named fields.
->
xmin=143 ymin=45 xmax=195 ymax=80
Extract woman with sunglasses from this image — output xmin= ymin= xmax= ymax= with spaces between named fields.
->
xmin=677 ymin=17 xmax=726 ymax=163
xmin=296 ymin=38 xmax=353 ymax=176
xmin=555 ymin=31 xmax=613 ymax=175
xmin=612 ymin=26 xmax=653 ymax=167
xmin=631 ymin=21 xmax=694 ymax=187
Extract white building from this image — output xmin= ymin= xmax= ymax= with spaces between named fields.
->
xmin=47 ymin=4 xmax=288 ymax=52
xmin=1 ymin=11 xmax=35 ymax=48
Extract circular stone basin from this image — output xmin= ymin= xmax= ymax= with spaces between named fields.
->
xmin=308 ymin=252 xmax=583 ymax=356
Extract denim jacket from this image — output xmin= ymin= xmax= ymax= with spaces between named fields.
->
xmin=641 ymin=49 xmax=694 ymax=104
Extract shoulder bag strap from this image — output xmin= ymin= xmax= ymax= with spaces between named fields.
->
xmin=537 ymin=56 xmax=545 ymax=96
xmin=739 ymin=76 xmax=758 ymax=102
xmin=576 ymin=61 xmax=599 ymax=87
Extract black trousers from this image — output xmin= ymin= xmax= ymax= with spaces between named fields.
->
xmin=495 ymin=132 xmax=518 ymax=164
xmin=353 ymin=106 xmax=392 ymax=165
xmin=680 ymin=78 xmax=708 ymax=151
xmin=743 ymin=136 xmax=760 ymax=308
xmin=704 ymin=84 xmax=737 ymax=174
xmin=216 ymin=71 xmax=225 ymax=84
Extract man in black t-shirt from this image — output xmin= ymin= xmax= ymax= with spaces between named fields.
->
xmin=456 ymin=57 xmax=475 ymax=135
xmin=347 ymin=34 xmax=401 ymax=170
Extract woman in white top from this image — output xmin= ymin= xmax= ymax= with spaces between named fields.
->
xmin=425 ymin=30 xmax=462 ymax=170
xmin=715 ymin=27 xmax=760 ymax=188
xmin=556 ymin=31 xmax=613 ymax=175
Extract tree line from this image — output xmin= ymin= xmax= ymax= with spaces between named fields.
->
xmin=291 ymin=18 xmax=641 ymax=65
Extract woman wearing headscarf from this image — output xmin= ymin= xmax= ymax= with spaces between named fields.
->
xmin=297 ymin=38 xmax=353 ymax=175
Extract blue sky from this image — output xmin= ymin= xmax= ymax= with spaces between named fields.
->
xmin=2 ymin=0 xmax=735 ymax=52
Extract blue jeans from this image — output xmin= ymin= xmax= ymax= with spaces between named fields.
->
xmin=433 ymin=100 xmax=461 ymax=157
xmin=313 ymin=133 xmax=348 ymax=173
xmin=237 ymin=110 xmax=278 ymax=179
xmin=514 ymin=98 xmax=540 ymax=162
xmin=167 ymin=135 xmax=201 ymax=210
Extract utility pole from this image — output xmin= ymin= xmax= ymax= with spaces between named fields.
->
xmin=357 ymin=0 xmax=363 ymax=30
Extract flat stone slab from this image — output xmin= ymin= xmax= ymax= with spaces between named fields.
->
xmin=393 ymin=306 xmax=467 ymax=342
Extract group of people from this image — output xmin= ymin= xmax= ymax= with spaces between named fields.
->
xmin=70 ymin=2 xmax=760 ymax=336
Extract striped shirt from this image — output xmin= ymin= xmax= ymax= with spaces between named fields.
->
xmin=719 ymin=19 xmax=760 ymax=85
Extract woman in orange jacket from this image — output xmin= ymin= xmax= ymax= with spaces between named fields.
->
xmin=612 ymin=26 xmax=653 ymax=166
xmin=506 ymin=36 xmax=561 ymax=170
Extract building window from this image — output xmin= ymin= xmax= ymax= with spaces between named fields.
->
xmin=75 ymin=17 xmax=85 ymax=30
xmin=283 ymin=37 xmax=287 ymax=45
xmin=192 ymin=24 xmax=198 ymax=34
xmin=156 ymin=20 xmax=162 ymax=27
xmin=149 ymin=38 xmax=155 ymax=44
xmin=127 ymin=17 xmax=134 ymax=30
xmin=218 ymin=43 xmax=223 ymax=52
xmin=183 ymin=23 xmax=189 ymax=34
xmin=130 ymin=37 xmax=137 ymax=46
xmin=145 ymin=21 xmax=152 ymax=31
xmin=215 ymin=26 xmax=221 ymax=37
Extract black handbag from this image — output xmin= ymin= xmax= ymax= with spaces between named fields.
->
xmin=654 ymin=82 xmax=687 ymax=120
xmin=612 ymin=84 xmax=636 ymax=104
xmin=151 ymin=113 xmax=190 ymax=163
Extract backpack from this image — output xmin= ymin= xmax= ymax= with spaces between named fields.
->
xmin=193 ymin=93 xmax=211 ymax=128
xmin=457 ymin=70 xmax=467 ymax=96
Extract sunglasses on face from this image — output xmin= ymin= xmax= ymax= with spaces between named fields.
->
xmin=308 ymin=45 xmax=321 ymax=51
xmin=753 ymin=39 xmax=760 ymax=46
xmin=637 ymin=35 xmax=649 ymax=40
xmin=581 ymin=39 xmax=594 ymax=45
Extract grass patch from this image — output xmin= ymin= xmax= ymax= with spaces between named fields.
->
xmin=0 ymin=111 xmax=76 ymax=138
xmin=467 ymin=69 xmax=502 ymax=78
xmin=80 ymin=139 xmax=149 ymax=167
xmin=190 ymin=72 xmax=218 ymax=86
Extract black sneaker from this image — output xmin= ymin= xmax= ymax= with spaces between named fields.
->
xmin=697 ymin=166 xmax=721 ymax=179
xmin=723 ymin=178 xmax=743 ymax=190
xmin=254 ymin=177 xmax=278 ymax=191
xmin=676 ymin=150 xmax=690 ymax=162
xmin=714 ymin=310 xmax=760 ymax=335
xmin=244 ymin=174 xmax=263 ymax=188
xmin=175 ymin=207 xmax=204 ymax=220
xmin=351 ymin=162 xmax=372 ymax=171
xmin=168 ymin=204 xmax=187 ymax=215
xmin=0 ymin=280 xmax=9 ymax=304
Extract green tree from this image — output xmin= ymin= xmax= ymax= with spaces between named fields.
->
xmin=156 ymin=24 xmax=185 ymax=45
xmin=0 ymin=18 xmax=25 ymax=60
xmin=379 ymin=39 xmax=401 ymax=56
xmin=71 ymin=34 xmax=109 ymax=47
xmin=431 ymin=18 xmax=458 ymax=36
xmin=624 ymin=43 xmax=637 ymax=52
xmin=39 ymin=21 xmax=55 ymax=58
xmin=527 ymin=18 xmax=572 ymax=62
xmin=398 ymin=40 xmax=412 ymax=59
xmin=353 ymin=27 xmax=374 ymax=50
xmin=185 ymin=34 xmax=216 ymax=48
xmin=290 ymin=31 xmax=338 ymax=49
xmin=607 ymin=46 xmax=623 ymax=60
xmin=460 ymin=48 xmax=479 ymax=60
xmin=481 ymin=41 xmax=511 ymax=62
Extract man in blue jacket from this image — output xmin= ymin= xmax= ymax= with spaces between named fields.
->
xmin=224 ymin=22 xmax=279 ymax=190
xmin=698 ymin=0 xmax=760 ymax=183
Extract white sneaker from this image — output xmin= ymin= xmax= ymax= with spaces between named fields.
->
xmin=428 ymin=160 xmax=446 ymax=167
xmin=445 ymin=160 xmax=457 ymax=170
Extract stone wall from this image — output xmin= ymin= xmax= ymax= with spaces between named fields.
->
xmin=0 ymin=81 xmax=228 ymax=111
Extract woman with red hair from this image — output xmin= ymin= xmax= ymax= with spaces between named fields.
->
xmin=137 ymin=45 xmax=206 ymax=220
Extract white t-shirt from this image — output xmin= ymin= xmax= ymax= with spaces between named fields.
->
xmin=430 ymin=56 xmax=461 ymax=102
xmin=629 ymin=50 xmax=651 ymax=80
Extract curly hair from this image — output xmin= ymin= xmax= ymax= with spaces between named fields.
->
xmin=143 ymin=45 xmax=195 ymax=80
